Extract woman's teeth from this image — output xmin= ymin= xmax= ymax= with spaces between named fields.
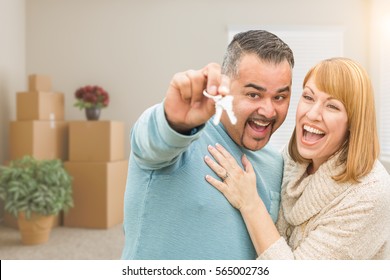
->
xmin=303 ymin=125 xmax=325 ymax=135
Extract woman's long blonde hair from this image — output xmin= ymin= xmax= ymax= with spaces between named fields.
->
xmin=288 ymin=57 xmax=379 ymax=183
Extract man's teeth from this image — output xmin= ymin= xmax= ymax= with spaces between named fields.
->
xmin=304 ymin=125 xmax=325 ymax=135
xmin=253 ymin=120 xmax=270 ymax=127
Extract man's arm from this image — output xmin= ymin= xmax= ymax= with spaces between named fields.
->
xmin=131 ymin=102 xmax=203 ymax=170
xmin=131 ymin=63 xmax=230 ymax=170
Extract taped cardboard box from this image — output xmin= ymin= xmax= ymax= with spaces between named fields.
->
xmin=69 ymin=121 xmax=125 ymax=162
xmin=28 ymin=74 xmax=52 ymax=92
xmin=9 ymin=121 xmax=68 ymax=161
xmin=63 ymin=160 xmax=128 ymax=229
xmin=17 ymin=91 xmax=64 ymax=121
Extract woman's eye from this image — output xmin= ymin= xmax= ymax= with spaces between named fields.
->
xmin=302 ymin=94 xmax=313 ymax=101
xmin=327 ymin=103 xmax=340 ymax=110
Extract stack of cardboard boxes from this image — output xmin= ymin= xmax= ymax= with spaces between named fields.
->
xmin=6 ymin=74 xmax=68 ymax=228
xmin=64 ymin=121 xmax=128 ymax=229
xmin=5 ymin=74 xmax=128 ymax=230
xmin=10 ymin=75 xmax=68 ymax=161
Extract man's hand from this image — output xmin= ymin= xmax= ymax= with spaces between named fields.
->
xmin=164 ymin=63 xmax=230 ymax=134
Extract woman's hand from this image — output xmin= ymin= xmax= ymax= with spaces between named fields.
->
xmin=205 ymin=143 xmax=281 ymax=256
xmin=204 ymin=143 xmax=262 ymax=213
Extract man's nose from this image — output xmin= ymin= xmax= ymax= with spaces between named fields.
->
xmin=257 ymin=98 xmax=276 ymax=119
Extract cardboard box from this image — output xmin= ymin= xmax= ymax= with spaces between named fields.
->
xmin=69 ymin=121 xmax=125 ymax=162
xmin=9 ymin=121 xmax=68 ymax=161
xmin=28 ymin=74 xmax=52 ymax=92
xmin=63 ymin=160 xmax=128 ymax=229
xmin=17 ymin=91 xmax=64 ymax=121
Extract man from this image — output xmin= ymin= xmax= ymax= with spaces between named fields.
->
xmin=122 ymin=30 xmax=294 ymax=260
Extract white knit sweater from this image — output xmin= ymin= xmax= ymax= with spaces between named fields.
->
xmin=258 ymin=149 xmax=390 ymax=260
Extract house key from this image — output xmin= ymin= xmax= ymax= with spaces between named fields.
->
xmin=203 ymin=90 xmax=237 ymax=125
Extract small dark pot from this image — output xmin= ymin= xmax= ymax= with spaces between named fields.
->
xmin=85 ymin=107 xmax=101 ymax=121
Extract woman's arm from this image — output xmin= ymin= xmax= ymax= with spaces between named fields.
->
xmin=204 ymin=143 xmax=280 ymax=256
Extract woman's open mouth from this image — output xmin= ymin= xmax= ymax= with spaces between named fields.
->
xmin=302 ymin=124 xmax=325 ymax=144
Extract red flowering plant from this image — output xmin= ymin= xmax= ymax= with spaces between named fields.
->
xmin=74 ymin=85 xmax=110 ymax=109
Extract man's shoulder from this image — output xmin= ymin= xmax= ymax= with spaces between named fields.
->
xmin=259 ymin=144 xmax=283 ymax=161
xmin=245 ymin=144 xmax=283 ymax=172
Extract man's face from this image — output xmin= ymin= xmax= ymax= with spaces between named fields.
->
xmin=221 ymin=54 xmax=292 ymax=151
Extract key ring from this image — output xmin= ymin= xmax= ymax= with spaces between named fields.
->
xmin=203 ymin=90 xmax=237 ymax=125
xmin=203 ymin=90 xmax=222 ymax=101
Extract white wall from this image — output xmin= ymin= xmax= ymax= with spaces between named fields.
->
xmin=0 ymin=0 xmax=26 ymax=217
xmin=25 ymin=0 xmax=370 ymax=159
xmin=369 ymin=0 xmax=390 ymax=171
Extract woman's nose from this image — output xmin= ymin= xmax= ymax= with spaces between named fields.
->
xmin=305 ymin=103 xmax=323 ymax=121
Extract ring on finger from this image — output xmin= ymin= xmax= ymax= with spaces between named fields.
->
xmin=221 ymin=171 xmax=229 ymax=182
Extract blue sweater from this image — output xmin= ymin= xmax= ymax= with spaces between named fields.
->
xmin=121 ymin=103 xmax=283 ymax=260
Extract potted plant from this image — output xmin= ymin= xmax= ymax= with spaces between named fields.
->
xmin=74 ymin=85 xmax=110 ymax=120
xmin=0 ymin=156 xmax=73 ymax=245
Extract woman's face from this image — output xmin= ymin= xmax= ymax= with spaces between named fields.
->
xmin=295 ymin=76 xmax=349 ymax=172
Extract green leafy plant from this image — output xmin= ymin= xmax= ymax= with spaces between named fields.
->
xmin=0 ymin=156 xmax=74 ymax=219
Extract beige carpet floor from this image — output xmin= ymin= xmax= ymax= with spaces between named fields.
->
xmin=0 ymin=221 xmax=124 ymax=260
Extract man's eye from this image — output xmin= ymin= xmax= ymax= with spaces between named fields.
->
xmin=275 ymin=95 xmax=286 ymax=101
xmin=247 ymin=93 xmax=259 ymax=99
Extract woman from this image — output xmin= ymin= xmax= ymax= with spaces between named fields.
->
xmin=204 ymin=57 xmax=390 ymax=259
